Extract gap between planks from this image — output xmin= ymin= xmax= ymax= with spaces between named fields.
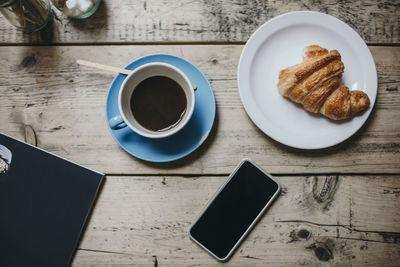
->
xmin=1 ymin=42 xmax=400 ymax=47
xmin=0 ymin=41 xmax=246 ymax=47
xmin=103 ymin=173 xmax=400 ymax=177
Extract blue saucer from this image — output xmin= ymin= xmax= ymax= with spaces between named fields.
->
xmin=106 ymin=54 xmax=216 ymax=162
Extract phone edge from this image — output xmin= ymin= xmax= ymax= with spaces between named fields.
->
xmin=188 ymin=158 xmax=281 ymax=262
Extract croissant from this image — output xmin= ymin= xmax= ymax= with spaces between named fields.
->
xmin=277 ymin=45 xmax=370 ymax=120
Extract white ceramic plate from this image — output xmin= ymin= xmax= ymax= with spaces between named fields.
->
xmin=238 ymin=11 xmax=377 ymax=149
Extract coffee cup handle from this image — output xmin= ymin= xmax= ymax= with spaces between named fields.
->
xmin=109 ymin=114 xmax=127 ymax=130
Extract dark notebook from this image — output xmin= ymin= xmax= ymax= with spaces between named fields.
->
xmin=0 ymin=133 xmax=104 ymax=266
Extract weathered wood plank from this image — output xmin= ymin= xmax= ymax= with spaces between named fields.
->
xmin=0 ymin=45 xmax=399 ymax=174
xmin=71 ymin=175 xmax=400 ymax=266
xmin=0 ymin=0 xmax=399 ymax=44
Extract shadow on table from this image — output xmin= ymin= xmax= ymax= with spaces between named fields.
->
xmin=7 ymin=0 xmax=109 ymax=44
xmin=68 ymin=0 xmax=109 ymax=38
xmin=137 ymin=107 xmax=221 ymax=171
xmin=15 ymin=9 xmax=56 ymax=43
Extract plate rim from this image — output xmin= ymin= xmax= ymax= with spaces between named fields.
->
xmin=105 ymin=53 xmax=216 ymax=162
xmin=237 ymin=11 xmax=377 ymax=149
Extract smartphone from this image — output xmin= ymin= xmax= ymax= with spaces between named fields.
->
xmin=188 ymin=159 xmax=280 ymax=261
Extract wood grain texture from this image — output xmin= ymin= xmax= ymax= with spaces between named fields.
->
xmin=2 ymin=2 xmax=399 ymax=266
xmin=71 ymin=175 xmax=400 ymax=266
xmin=0 ymin=0 xmax=399 ymax=44
xmin=0 ymin=45 xmax=399 ymax=174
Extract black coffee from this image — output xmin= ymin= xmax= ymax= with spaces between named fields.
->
xmin=130 ymin=76 xmax=187 ymax=132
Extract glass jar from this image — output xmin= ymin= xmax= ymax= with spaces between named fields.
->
xmin=0 ymin=0 xmax=51 ymax=31
xmin=51 ymin=0 xmax=101 ymax=19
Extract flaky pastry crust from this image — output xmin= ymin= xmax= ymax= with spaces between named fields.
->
xmin=277 ymin=45 xmax=370 ymax=120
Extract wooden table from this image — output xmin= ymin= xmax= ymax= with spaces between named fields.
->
xmin=1 ymin=1 xmax=399 ymax=266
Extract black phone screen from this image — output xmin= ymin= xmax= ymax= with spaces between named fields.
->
xmin=189 ymin=160 xmax=280 ymax=260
